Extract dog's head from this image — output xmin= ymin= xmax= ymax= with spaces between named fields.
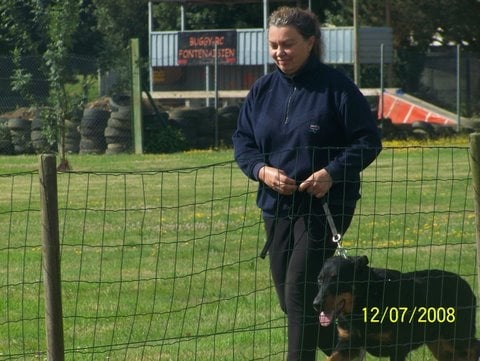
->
xmin=313 ymin=255 xmax=370 ymax=327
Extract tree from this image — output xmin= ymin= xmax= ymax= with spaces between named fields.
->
xmin=320 ymin=0 xmax=480 ymax=91
xmin=93 ymin=0 xmax=149 ymax=68
xmin=1 ymin=0 xmax=90 ymax=167
xmin=0 ymin=0 xmax=47 ymax=55
xmin=151 ymin=2 xmax=264 ymax=31
xmin=43 ymin=0 xmax=84 ymax=168
xmin=0 ymin=0 xmax=104 ymax=58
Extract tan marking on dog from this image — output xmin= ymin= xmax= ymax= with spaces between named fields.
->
xmin=323 ymin=292 xmax=354 ymax=315
xmin=448 ymin=340 xmax=477 ymax=361
xmin=337 ymin=326 xmax=350 ymax=340
xmin=339 ymin=292 xmax=354 ymax=314
xmin=327 ymin=351 xmax=349 ymax=361
xmin=426 ymin=338 xmax=478 ymax=361
xmin=327 ymin=349 xmax=363 ymax=361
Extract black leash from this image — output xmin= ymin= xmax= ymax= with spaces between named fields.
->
xmin=259 ymin=196 xmax=348 ymax=259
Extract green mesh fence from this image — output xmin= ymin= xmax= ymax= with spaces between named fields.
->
xmin=0 ymin=146 xmax=476 ymax=360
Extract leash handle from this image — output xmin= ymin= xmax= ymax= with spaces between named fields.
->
xmin=321 ymin=200 xmax=347 ymax=258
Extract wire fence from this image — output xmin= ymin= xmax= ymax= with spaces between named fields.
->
xmin=1 ymin=51 xmax=479 ymax=159
xmin=0 ymin=144 xmax=478 ymax=360
xmin=0 ymin=54 xmax=241 ymax=156
xmin=0 ymin=94 xmax=240 ymax=157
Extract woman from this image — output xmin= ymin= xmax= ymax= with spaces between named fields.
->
xmin=233 ymin=6 xmax=382 ymax=361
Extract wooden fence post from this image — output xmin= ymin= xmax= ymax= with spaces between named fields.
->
xmin=39 ymin=154 xmax=65 ymax=361
xmin=131 ymin=38 xmax=143 ymax=154
xmin=469 ymin=133 xmax=480 ymax=296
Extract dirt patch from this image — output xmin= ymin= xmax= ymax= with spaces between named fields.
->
xmin=84 ymin=97 xmax=111 ymax=111
xmin=0 ymin=107 xmax=36 ymax=120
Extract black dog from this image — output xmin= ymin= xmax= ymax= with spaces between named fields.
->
xmin=313 ymin=255 xmax=477 ymax=361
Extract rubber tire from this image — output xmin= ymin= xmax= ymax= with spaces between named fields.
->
xmin=108 ymin=117 xmax=131 ymax=130
xmin=8 ymin=118 xmax=30 ymax=131
xmin=82 ymin=108 xmax=110 ymax=128
xmin=109 ymin=95 xmax=131 ymax=121
xmin=106 ymin=142 xmax=130 ymax=154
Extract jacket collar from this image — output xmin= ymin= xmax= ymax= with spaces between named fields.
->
xmin=276 ymin=54 xmax=322 ymax=83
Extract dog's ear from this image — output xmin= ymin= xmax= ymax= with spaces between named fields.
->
xmin=353 ymin=255 xmax=369 ymax=270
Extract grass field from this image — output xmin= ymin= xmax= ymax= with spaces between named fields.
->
xmin=0 ymin=137 xmax=478 ymax=360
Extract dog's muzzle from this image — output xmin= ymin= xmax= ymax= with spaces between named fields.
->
xmin=318 ymin=299 xmax=345 ymax=327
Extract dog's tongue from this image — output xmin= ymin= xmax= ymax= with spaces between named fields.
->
xmin=319 ymin=311 xmax=333 ymax=327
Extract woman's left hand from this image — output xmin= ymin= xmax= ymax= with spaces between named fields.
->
xmin=298 ymin=169 xmax=333 ymax=198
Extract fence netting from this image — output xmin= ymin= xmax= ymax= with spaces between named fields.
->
xmin=0 ymin=146 xmax=476 ymax=360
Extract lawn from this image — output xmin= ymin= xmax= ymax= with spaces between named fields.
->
xmin=0 ymin=137 xmax=478 ymax=360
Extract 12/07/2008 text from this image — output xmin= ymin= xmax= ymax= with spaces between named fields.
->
xmin=362 ymin=306 xmax=456 ymax=324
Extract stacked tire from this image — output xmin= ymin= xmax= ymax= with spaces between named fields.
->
xmin=61 ymin=117 xmax=82 ymax=154
xmin=29 ymin=109 xmax=81 ymax=154
xmin=79 ymin=108 xmax=109 ymax=154
xmin=169 ymin=107 xmax=216 ymax=149
xmin=31 ymin=115 xmax=46 ymax=153
xmin=30 ymin=112 xmax=56 ymax=154
xmin=105 ymin=95 xmax=132 ymax=154
xmin=143 ymin=111 xmax=171 ymax=153
xmin=0 ymin=118 xmax=13 ymax=155
xmin=410 ymin=121 xmax=434 ymax=139
xmin=7 ymin=117 xmax=33 ymax=154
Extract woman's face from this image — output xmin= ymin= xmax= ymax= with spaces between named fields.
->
xmin=268 ymin=25 xmax=315 ymax=76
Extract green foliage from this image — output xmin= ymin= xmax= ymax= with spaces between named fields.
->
xmin=41 ymin=0 xmax=85 ymax=154
xmin=321 ymin=0 xmax=480 ymax=91
xmin=0 ymin=122 xmax=10 ymax=139
xmin=0 ymin=0 xmax=47 ymax=54
xmin=92 ymin=0 xmax=149 ymax=70
xmin=4 ymin=0 xmax=91 ymax=155
xmin=151 ymin=3 xmax=181 ymax=30
xmin=394 ymin=47 xmax=427 ymax=91
xmin=151 ymin=2 xmax=264 ymax=31
xmin=144 ymin=124 xmax=188 ymax=154
xmin=10 ymin=48 xmax=35 ymax=104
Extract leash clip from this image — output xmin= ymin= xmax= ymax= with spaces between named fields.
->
xmin=335 ymin=243 xmax=348 ymax=258
xmin=322 ymin=200 xmax=347 ymax=259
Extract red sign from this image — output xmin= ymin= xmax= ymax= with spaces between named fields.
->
xmin=177 ymin=31 xmax=237 ymax=65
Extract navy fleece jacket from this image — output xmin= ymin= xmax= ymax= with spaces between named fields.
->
xmin=233 ymin=55 xmax=382 ymax=217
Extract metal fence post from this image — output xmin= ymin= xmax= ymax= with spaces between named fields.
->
xmin=469 ymin=134 xmax=480 ymax=296
xmin=39 ymin=154 xmax=65 ymax=361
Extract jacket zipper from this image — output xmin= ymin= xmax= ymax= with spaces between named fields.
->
xmin=284 ymin=85 xmax=297 ymax=125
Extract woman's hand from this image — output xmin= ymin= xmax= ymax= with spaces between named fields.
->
xmin=298 ymin=169 xmax=333 ymax=198
xmin=258 ymin=166 xmax=298 ymax=195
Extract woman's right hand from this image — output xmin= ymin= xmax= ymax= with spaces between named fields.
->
xmin=258 ymin=166 xmax=298 ymax=195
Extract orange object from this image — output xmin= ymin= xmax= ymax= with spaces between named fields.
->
xmin=378 ymin=90 xmax=457 ymax=126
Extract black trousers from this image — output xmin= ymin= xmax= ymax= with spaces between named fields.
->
xmin=263 ymin=204 xmax=355 ymax=361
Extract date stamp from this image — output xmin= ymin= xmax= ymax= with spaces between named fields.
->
xmin=362 ymin=306 xmax=456 ymax=324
